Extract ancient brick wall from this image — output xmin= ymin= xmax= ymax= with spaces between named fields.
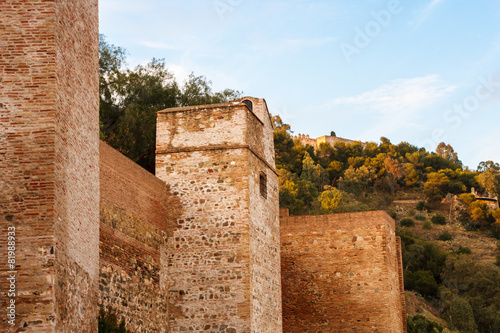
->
xmin=99 ymin=141 xmax=182 ymax=332
xmin=281 ymin=210 xmax=406 ymax=333
xmin=156 ymin=100 xmax=282 ymax=332
xmin=0 ymin=1 xmax=99 ymax=332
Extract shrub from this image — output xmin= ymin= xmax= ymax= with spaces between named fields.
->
xmin=404 ymin=270 xmax=439 ymax=297
xmin=388 ymin=209 xmax=398 ymax=220
xmin=415 ymin=213 xmax=426 ymax=221
xmin=459 ymin=193 xmax=476 ymax=205
xmin=449 ymin=296 xmax=478 ymax=333
xmin=487 ymin=223 xmax=500 ymax=240
xmin=416 ymin=201 xmax=426 ymax=211
xmin=407 ymin=314 xmax=444 ymax=333
xmin=423 ymin=221 xmax=432 ymax=230
xmin=457 ymin=246 xmax=471 ymax=255
xmin=431 ymin=213 xmax=446 ymax=225
xmin=461 ymin=221 xmax=479 ymax=231
xmin=408 ymin=210 xmax=416 ymax=216
xmin=438 ymin=231 xmax=453 ymax=241
xmin=400 ymin=218 xmax=415 ymax=227
xmin=496 ymin=254 xmax=500 ymax=267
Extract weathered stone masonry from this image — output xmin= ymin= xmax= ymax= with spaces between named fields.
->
xmin=0 ymin=1 xmax=406 ymax=330
xmin=281 ymin=210 xmax=406 ymax=333
xmin=0 ymin=0 xmax=99 ymax=332
xmin=156 ymin=98 xmax=283 ymax=333
xmin=99 ymin=141 xmax=183 ymax=332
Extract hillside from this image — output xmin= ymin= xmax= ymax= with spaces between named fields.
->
xmin=273 ymin=117 xmax=500 ymax=333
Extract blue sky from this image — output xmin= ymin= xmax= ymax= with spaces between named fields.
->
xmin=100 ymin=0 xmax=500 ymax=169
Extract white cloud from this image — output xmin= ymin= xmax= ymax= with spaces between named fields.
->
xmin=167 ymin=64 xmax=190 ymax=85
xmin=327 ymin=75 xmax=456 ymax=140
xmin=330 ymin=75 xmax=456 ymax=115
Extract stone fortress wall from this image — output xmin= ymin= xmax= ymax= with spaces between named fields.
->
xmin=280 ymin=210 xmax=406 ymax=333
xmin=1 ymin=0 xmax=99 ymax=331
xmin=293 ymin=133 xmax=364 ymax=149
xmin=0 ymin=1 xmax=405 ymax=332
xmin=99 ymin=141 xmax=183 ymax=332
xmin=155 ymin=97 xmax=282 ymax=332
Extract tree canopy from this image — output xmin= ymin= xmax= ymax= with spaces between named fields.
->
xmin=99 ymin=35 xmax=241 ymax=173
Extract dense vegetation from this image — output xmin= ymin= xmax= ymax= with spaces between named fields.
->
xmin=273 ymin=117 xmax=500 ymax=333
xmin=99 ymin=39 xmax=500 ymax=333
xmin=273 ymin=116 xmax=500 ymax=217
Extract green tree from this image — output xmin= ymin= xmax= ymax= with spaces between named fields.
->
xmin=469 ymin=201 xmax=491 ymax=222
xmin=404 ymin=270 xmax=439 ymax=297
xmin=339 ymin=165 xmax=376 ymax=195
xmin=478 ymin=161 xmax=500 ymax=173
xmin=301 ymin=152 xmax=329 ymax=191
xmin=99 ymin=35 xmax=240 ymax=173
xmin=178 ymin=73 xmax=240 ymax=106
xmin=319 ymin=186 xmax=343 ymax=213
xmin=407 ymin=315 xmax=444 ymax=333
xmin=99 ymin=34 xmax=126 ymax=140
xmin=436 ymin=142 xmax=461 ymax=164
xmin=296 ymin=179 xmax=319 ymax=213
xmin=403 ymin=163 xmax=420 ymax=187
xmin=327 ymin=160 xmax=345 ymax=183
xmin=449 ymin=296 xmax=479 ymax=333
xmin=476 ymin=169 xmax=500 ymax=196
xmin=460 ymin=193 xmax=477 ymax=205
xmin=424 ymin=172 xmax=451 ymax=205
xmin=273 ymin=116 xmax=299 ymax=172
xmin=316 ymin=142 xmax=335 ymax=168
xmin=278 ymin=169 xmax=304 ymax=215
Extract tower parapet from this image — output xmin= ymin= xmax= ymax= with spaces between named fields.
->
xmin=156 ymin=97 xmax=282 ymax=332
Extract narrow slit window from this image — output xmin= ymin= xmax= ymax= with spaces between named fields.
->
xmin=260 ymin=172 xmax=267 ymax=199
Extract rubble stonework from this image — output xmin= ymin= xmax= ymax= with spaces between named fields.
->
xmin=280 ymin=209 xmax=406 ymax=333
xmin=155 ymin=98 xmax=283 ymax=332
xmin=0 ymin=1 xmax=406 ymax=331
xmin=99 ymin=141 xmax=183 ymax=332
xmin=0 ymin=0 xmax=99 ymax=331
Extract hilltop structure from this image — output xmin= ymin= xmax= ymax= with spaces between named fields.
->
xmin=293 ymin=133 xmax=365 ymax=149
xmin=0 ymin=1 xmax=405 ymax=332
xmin=471 ymin=188 xmax=499 ymax=210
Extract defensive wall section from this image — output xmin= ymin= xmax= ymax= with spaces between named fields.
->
xmin=0 ymin=1 xmax=99 ymax=332
xmin=99 ymin=141 xmax=183 ymax=332
xmin=280 ymin=209 xmax=406 ymax=333
xmin=293 ymin=134 xmax=363 ymax=149
xmin=155 ymin=97 xmax=282 ymax=333
xmin=0 ymin=0 xmax=406 ymax=330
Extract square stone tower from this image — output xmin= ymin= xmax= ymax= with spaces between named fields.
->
xmin=156 ymin=97 xmax=282 ymax=332
xmin=0 ymin=1 xmax=99 ymax=331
